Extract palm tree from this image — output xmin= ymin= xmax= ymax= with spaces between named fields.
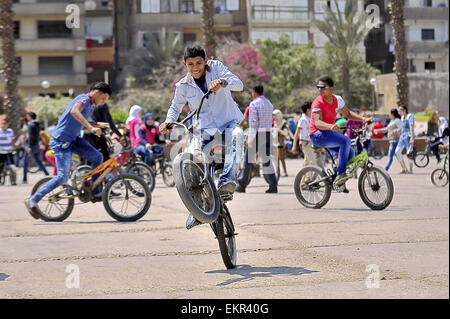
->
xmin=315 ymin=0 xmax=370 ymax=105
xmin=388 ymin=0 xmax=409 ymax=106
xmin=0 ymin=0 xmax=21 ymax=134
xmin=201 ymin=0 xmax=216 ymax=58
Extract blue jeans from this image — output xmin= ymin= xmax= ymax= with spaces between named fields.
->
xmin=190 ymin=121 xmax=244 ymax=189
xmin=23 ymin=144 xmax=49 ymax=181
xmin=135 ymin=145 xmax=164 ymax=166
xmin=311 ymin=130 xmax=355 ymax=175
xmin=31 ymin=137 xmax=103 ymax=203
xmin=385 ymin=141 xmax=398 ymax=171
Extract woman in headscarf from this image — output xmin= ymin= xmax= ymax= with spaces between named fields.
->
xmin=273 ymin=109 xmax=289 ymax=177
xmin=135 ymin=113 xmax=164 ymax=166
xmin=126 ymin=105 xmax=142 ymax=149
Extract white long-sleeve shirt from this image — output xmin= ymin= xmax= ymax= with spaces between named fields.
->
xmin=165 ymin=60 xmax=244 ymax=134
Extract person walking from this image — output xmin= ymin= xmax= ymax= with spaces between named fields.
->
xmin=23 ymin=112 xmax=49 ymax=184
xmin=235 ymin=85 xmax=278 ymax=193
xmin=395 ymin=105 xmax=415 ymax=174
xmin=373 ymin=108 xmax=402 ymax=172
xmin=0 ymin=118 xmax=17 ymax=185
xmin=273 ymin=109 xmax=289 ymax=177
xmin=292 ymin=101 xmax=325 ymax=168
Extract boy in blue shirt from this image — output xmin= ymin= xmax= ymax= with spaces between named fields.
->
xmin=25 ymin=82 xmax=111 ymax=219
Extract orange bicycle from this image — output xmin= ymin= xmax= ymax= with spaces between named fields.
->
xmin=30 ymin=146 xmax=152 ymax=222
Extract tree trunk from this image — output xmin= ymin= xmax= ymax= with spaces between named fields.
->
xmin=389 ymin=0 xmax=409 ymax=106
xmin=201 ymin=0 xmax=216 ymax=59
xmin=341 ymin=51 xmax=351 ymax=106
xmin=0 ymin=0 xmax=22 ymax=134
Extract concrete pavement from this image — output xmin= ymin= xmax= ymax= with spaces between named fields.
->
xmin=0 ymin=157 xmax=448 ymax=299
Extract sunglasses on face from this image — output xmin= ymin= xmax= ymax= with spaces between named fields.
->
xmin=316 ymin=85 xmax=329 ymax=90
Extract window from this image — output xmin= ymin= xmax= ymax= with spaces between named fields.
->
xmin=15 ymin=57 xmax=21 ymax=75
xmin=214 ymin=0 xmax=239 ymax=13
xmin=38 ymin=21 xmax=72 ymax=38
xmin=39 ymin=57 xmax=73 ymax=75
xmin=425 ymin=61 xmax=436 ymax=72
xmin=141 ymin=0 xmax=179 ymax=13
xmin=13 ymin=21 xmax=20 ymax=39
xmin=421 ymin=29 xmax=435 ymax=40
xmin=181 ymin=0 xmax=195 ymax=13
xmin=183 ymin=33 xmax=197 ymax=43
xmin=423 ymin=0 xmax=432 ymax=7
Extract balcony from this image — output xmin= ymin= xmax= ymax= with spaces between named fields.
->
xmin=134 ymin=12 xmax=237 ymax=27
xmin=18 ymin=73 xmax=87 ymax=87
xmin=251 ymin=5 xmax=309 ymax=22
xmin=407 ymin=40 xmax=449 ymax=54
xmin=404 ymin=7 xmax=449 ymax=20
xmin=13 ymin=1 xmax=85 ymax=16
xmin=16 ymin=38 xmax=85 ymax=52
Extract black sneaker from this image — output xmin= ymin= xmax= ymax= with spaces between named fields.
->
xmin=235 ymin=185 xmax=245 ymax=193
xmin=185 ymin=214 xmax=202 ymax=230
xmin=265 ymin=188 xmax=278 ymax=194
xmin=218 ymin=181 xmax=236 ymax=196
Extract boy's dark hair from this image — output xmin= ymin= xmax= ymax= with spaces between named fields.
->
xmin=184 ymin=44 xmax=206 ymax=61
xmin=253 ymin=84 xmax=264 ymax=95
xmin=319 ymin=76 xmax=334 ymax=88
xmin=390 ymin=108 xmax=401 ymax=119
xmin=90 ymin=82 xmax=112 ymax=96
xmin=301 ymin=101 xmax=312 ymax=114
xmin=28 ymin=112 xmax=37 ymax=120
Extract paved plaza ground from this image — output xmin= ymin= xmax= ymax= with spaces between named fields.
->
xmin=0 ymin=157 xmax=448 ymax=299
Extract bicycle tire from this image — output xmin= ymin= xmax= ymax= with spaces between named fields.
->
xmin=28 ymin=156 xmax=40 ymax=174
xmin=431 ymin=169 xmax=449 ymax=187
xmin=215 ymin=205 xmax=237 ymax=269
xmin=127 ymin=162 xmax=155 ymax=193
xmin=162 ymin=163 xmax=175 ymax=187
xmin=31 ymin=176 xmax=75 ymax=222
xmin=102 ymin=173 xmax=152 ymax=222
xmin=414 ymin=152 xmax=429 ymax=168
xmin=358 ymin=165 xmax=394 ymax=210
xmin=370 ymin=146 xmax=385 ymax=160
xmin=294 ymin=165 xmax=331 ymax=209
xmin=173 ymin=152 xmax=220 ymax=224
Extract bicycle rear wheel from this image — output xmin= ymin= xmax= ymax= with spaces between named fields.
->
xmin=358 ymin=165 xmax=394 ymax=210
xmin=102 ymin=173 xmax=152 ymax=222
xmin=414 ymin=152 xmax=429 ymax=168
xmin=30 ymin=177 xmax=75 ymax=222
xmin=173 ymin=152 xmax=220 ymax=224
xmin=294 ymin=165 xmax=331 ymax=209
xmin=213 ymin=205 xmax=237 ymax=269
xmin=127 ymin=162 xmax=155 ymax=193
xmin=431 ymin=169 xmax=449 ymax=187
xmin=162 ymin=163 xmax=175 ymax=187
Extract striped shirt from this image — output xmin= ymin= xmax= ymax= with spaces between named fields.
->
xmin=0 ymin=128 xmax=15 ymax=154
xmin=248 ymin=95 xmax=274 ymax=143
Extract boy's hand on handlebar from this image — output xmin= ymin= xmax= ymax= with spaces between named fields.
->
xmin=90 ymin=127 xmax=102 ymax=137
xmin=209 ymin=79 xmax=223 ymax=95
xmin=363 ymin=117 xmax=374 ymax=123
xmin=159 ymin=121 xmax=172 ymax=135
xmin=331 ymin=124 xmax=341 ymax=132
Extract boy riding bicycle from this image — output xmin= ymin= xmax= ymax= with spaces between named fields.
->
xmin=309 ymin=76 xmax=372 ymax=186
xmin=159 ymin=44 xmax=244 ymax=229
xmin=24 ymin=82 xmax=112 ymax=219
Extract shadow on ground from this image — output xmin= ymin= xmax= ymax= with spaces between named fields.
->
xmin=206 ymin=264 xmax=318 ymax=286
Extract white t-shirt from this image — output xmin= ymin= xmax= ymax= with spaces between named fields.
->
xmin=297 ymin=113 xmax=311 ymax=142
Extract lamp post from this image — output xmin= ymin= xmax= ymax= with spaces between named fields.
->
xmin=370 ymin=77 xmax=377 ymax=116
xmin=41 ymin=80 xmax=50 ymax=129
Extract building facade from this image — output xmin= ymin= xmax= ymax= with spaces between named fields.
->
xmin=12 ymin=0 xmax=87 ymax=98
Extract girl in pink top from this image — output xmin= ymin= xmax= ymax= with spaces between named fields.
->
xmin=126 ymin=105 xmax=142 ymax=148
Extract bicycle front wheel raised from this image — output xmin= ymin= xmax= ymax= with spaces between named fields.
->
xmin=358 ymin=165 xmax=394 ymax=210
xmin=173 ymin=152 xmax=220 ymax=224
xmin=30 ymin=177 xmax=75 ymax=222
xmin=431 ymin=169 xmax=449 ymax=187
xmin=294 ymin=165 xmax=331 ymax=209
xmin=102 ymin=173 xmax=152 ymax=222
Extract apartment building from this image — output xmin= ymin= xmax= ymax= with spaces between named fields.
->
xmin=12 ymin=0 xmax=87 ymax=98
xmin=365 ymin=0 xmax=449 ymax=74
xmin=249 ymin=0 xmax=366 ymax=58
xmin=85 ymin=0 xmax=114 ymax=84
xmin=114 ymin=0 xmax=249 ymax=72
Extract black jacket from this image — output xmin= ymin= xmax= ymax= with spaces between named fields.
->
xmin=28 ymin=120 xmax=41 ymax=147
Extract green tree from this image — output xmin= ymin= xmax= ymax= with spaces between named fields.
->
xmin=257 ymin=35 xmax=318 ymax=113
xmin=320 ymin=42 xmax=380 ymax=109
xmin=315 ymin=0 xmax=371 ymax=106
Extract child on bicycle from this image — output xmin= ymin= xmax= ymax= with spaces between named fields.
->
xmin=159 ymin=44 xmax=245 ymax=229
xmin=24 ymin=82 xmax=111 ymax=219
xmin=135 ymin=113 xmax=166 ymax=166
